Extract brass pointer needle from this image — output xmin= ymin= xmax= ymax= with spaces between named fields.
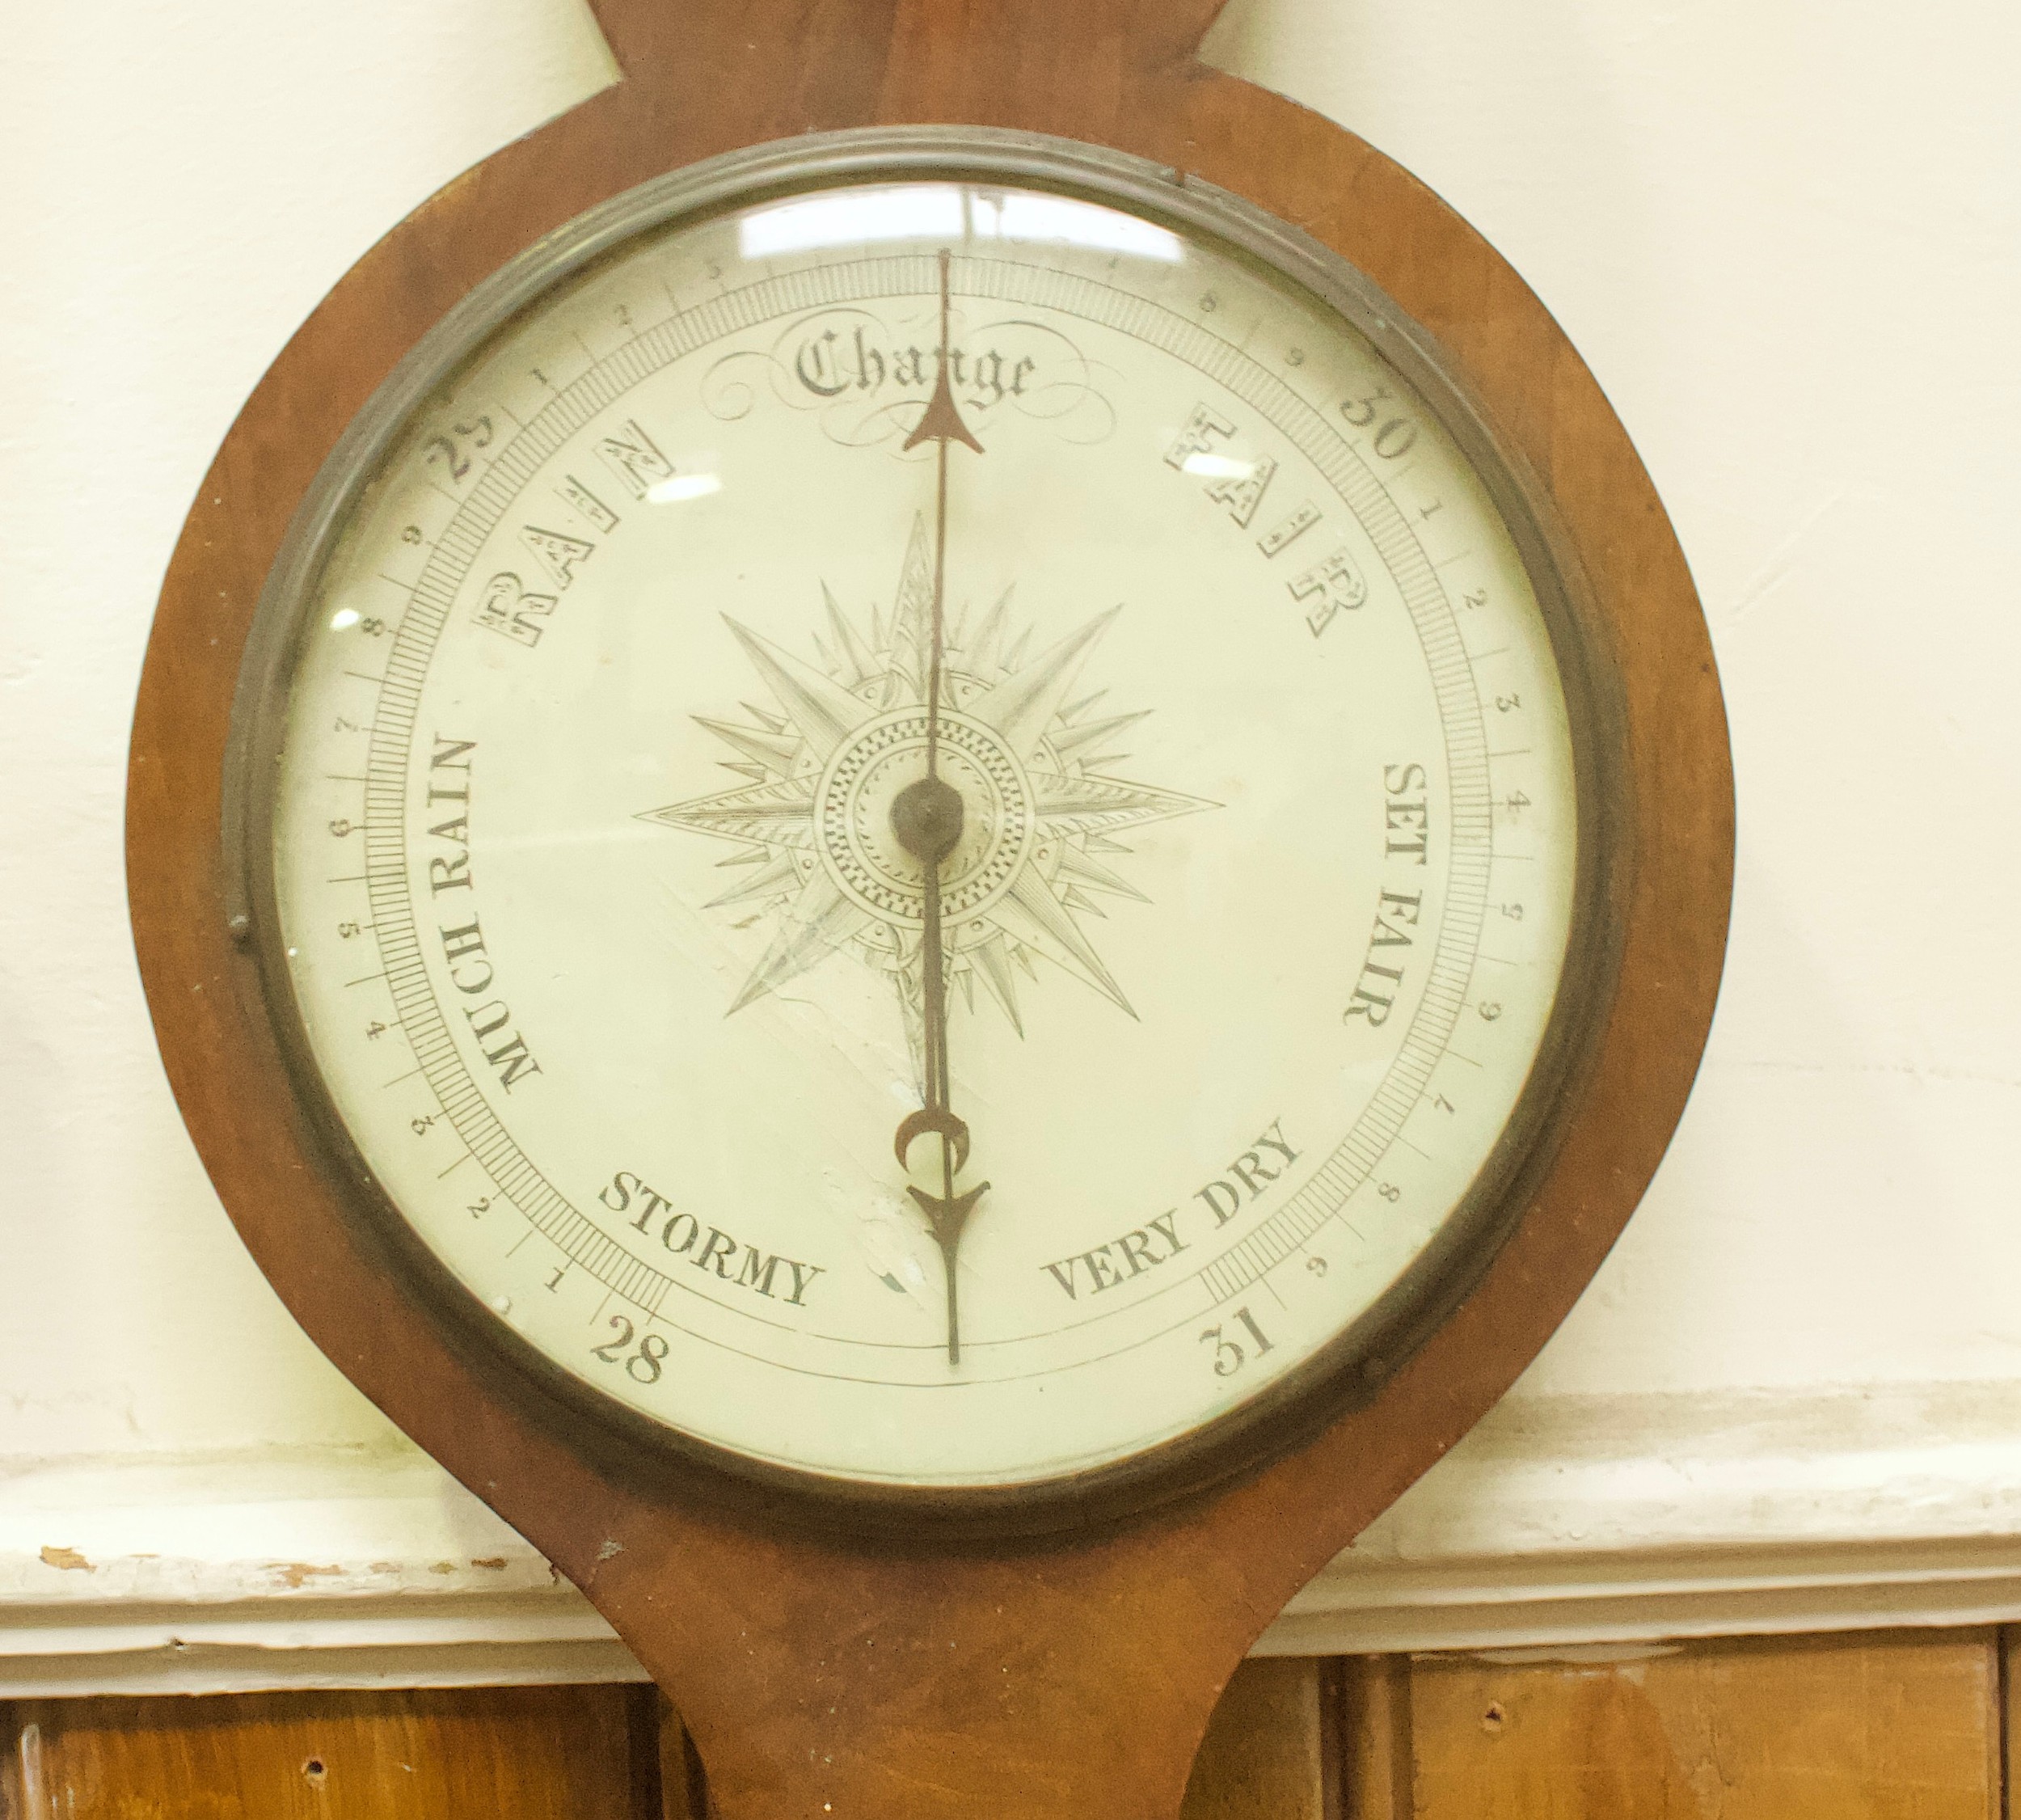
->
xmin=891 ymin=247 xmax=985 ymax=1366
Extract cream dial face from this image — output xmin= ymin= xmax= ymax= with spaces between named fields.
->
xmin=261 ymin=159 xmax=1584 ymax=1497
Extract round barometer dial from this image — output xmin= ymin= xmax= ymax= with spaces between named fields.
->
xmin=237 ymin=133 xmax=1609 ymax=1512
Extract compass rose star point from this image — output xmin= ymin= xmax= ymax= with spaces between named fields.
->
xmin=643 ymin=534 xmax=1216 ymax=1032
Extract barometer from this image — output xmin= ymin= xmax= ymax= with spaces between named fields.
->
xmin=130 ymin=2 xmax=1731 ymax=1814
xmin=250 ymin=135 xmax=1600 ymax=1514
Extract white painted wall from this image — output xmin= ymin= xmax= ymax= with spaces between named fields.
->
xmin=2 ymin=0 xmax=2019 ymax=1684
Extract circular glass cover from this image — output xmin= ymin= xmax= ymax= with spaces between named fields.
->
xmin=250 ymin=135 xmax=1593 ymax=1505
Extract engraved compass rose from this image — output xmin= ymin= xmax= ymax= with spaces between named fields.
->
xmin=639 ymin=517 xmax=1217 ymax=1048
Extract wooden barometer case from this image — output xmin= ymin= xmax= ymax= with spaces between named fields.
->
xmin=128 ymin=1 xmax=1732 ymax=1814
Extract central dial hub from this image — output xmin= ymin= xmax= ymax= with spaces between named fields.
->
xmin=814 ymin=708 xmax=1033 ymax=928
xmin=890 ymin=774 xmax=965 ymax=864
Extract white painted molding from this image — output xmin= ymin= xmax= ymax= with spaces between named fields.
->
xmin=1270 ymin=1537 xmax=2021 ymax=1658
xmin=0 ymin=1600 xmax=637 ymax=1700
xmin=1279 ymin=1378 xmax=2021 ymax=1653
xmin=0 ymin=1446 xmax=634 ymax=1696
xmin=6 ymin=1383 xmax=2021 ymax=1692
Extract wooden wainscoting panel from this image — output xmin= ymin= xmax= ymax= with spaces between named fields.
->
xmin=1337 ymin=1655 xmax=1410 ymax=1820
xmin=0 ymin=1683 xmax=652 ymax=1819
xmin=1181 ymin=1657 xmax=1335 ymax=1820
xmin=2000 ymin=1626 xmax=2021 ymax=1806
xmin=1407 ymin=1629 xmax=1999 ymax=1818
xmin=1 ymin=1628 xmax=2003 ymax=1817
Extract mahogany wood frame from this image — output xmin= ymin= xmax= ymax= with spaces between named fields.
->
xmin=128 ymin=4 xmax=1733 ymax=1817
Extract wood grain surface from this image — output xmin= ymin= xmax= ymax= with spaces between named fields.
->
xmin=5 ymin=1635 xmax=2007 ymax=1816
xmin=656 ymin=1694 xmax=710 ymax=1820
xmin=1180 ymin=1658 xmax=1337 ymax=1820
xmin=1339 ymin=1656 xmax=1412 ymax=1820
xmin=0 ymin=1662 xmax=1338 ymax=1818
xmin=1407 ymin=1632 xmax=2000 ymax=1818
xmin=126 ymin=1 xmax=1734 ymax=1816
xmin=0 ymin=1685 xmax=654 ymax=1820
